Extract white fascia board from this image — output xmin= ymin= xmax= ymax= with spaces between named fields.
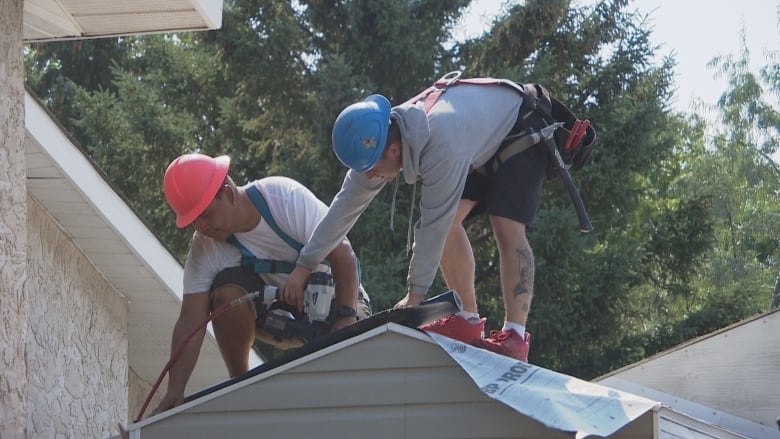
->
xmin=658 ymin=407 xmax=751 ymax=439
xmin=602 ymin=377 xmax=780 ymax=439
xmin=25 ymin=92 xmax=184 ymax=303
xmin=190 ymin=0 xmax=223 ymax=30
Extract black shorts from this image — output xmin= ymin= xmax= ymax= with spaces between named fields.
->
xmin=462 ymin=142 xmax=548 ymax=224
xmin=209 ymin=267 xmax=372 ymax=320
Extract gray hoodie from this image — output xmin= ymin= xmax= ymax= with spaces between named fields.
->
xmin=298 ymin=83 xmax=524 ymax=296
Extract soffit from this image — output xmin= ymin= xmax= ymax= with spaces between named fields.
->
xmin=23 ymin=0 xmax=222 ymax=41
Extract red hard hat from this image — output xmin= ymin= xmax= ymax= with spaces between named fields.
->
xmin=163 ymin=153 xmax=230 ymax=228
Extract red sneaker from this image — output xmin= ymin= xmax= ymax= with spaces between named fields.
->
xmin=479 ymin=329 xmax=531 ymax=362
xmin=419 ymin=314 xmax=485 ymax=344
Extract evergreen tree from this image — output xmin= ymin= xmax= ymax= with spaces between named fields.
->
xmin=23 ymin=0 xmax=778 ymax=376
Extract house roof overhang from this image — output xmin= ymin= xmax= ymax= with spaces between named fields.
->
xmin=23 ymin=0 xmax=222 ymax=42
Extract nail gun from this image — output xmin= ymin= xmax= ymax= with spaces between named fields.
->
xmin=256 ymin=271 xmax=337 ymax=345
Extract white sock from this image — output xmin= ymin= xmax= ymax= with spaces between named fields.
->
xmin=502 ymin=322 xmax=525 ymax=337
xmin=456 ymin=311 xmax=481 ymax=323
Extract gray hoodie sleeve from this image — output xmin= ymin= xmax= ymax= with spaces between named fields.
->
xmin=393 ymin=85 xmax=521 ymax=296
xmin=297 ymin=169 xmax=385 ymax=269
xmin=406 ymin=155 xmax=472 ymax=295
xmin=390 ymin=103 xmax=473 ymax=296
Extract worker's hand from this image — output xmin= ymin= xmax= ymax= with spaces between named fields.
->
xmin=393 ymin=292 xmax=425 ymax=309
xmin=151 ymin=391 xmax=184 ymax=416
xmin=280 ymin=265 xmax=312 ymax=312
xmin=330 ymin=315 xmax=359 ymax=333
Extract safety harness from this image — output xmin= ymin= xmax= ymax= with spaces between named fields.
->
xmin=227 ymin=184 xmax=364 ymax=280
xmin=226 ymin=185 xmax=302 ymax=274
xmin=227 ymin=184 xmax=370 ymax=348
xmin=404 ymin=71 xmax=596 ymax=178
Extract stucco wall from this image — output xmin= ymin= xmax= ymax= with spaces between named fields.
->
xmin=26 ymin=197 xmax=130 ymax=438
xmin=128 ymin=367 xmax=161 ymax=422
xmin=0 ymin=0 xmax=27 ymax=437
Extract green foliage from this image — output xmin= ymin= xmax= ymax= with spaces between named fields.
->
xmin=23 ymin=0 xmax=780 ymax=377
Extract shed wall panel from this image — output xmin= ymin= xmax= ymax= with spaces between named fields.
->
xmin=136 ymin=332 xmax=658 ymax=439
xmin=189 ymin=365 xmax=480 ymax=413
xmin=290 ymin=331 xmax=453 ymax=372
xmin=142 ymin=403 xmax=578 ymax=439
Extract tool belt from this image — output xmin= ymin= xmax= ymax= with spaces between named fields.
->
xmin=405 ymin=72 xmax=596 ymax=179
xmin=476 ymin=83 xmax=597 ymax=180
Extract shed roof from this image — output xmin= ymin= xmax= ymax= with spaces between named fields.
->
xmin=595 ymin=308 xmax=780 ymax=437
xmin=121 ymin=309 xmax=752 ymax=439
xmin=598 ymin=377 xmax=780 ymax=439
xmin=128 ymin=321 xmax=658 ymax=439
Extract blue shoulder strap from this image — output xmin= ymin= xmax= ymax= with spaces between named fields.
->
xmin=227 ymin=184 xmax=361 ymax=281
xmin=245 ymin=185 xmax=303 ymax=251
xmin=226 ymin=185 xmax=301 ymax=274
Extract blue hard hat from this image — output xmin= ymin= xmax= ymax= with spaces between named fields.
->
xmin=332 ymin=94 xmax=391 ymax=172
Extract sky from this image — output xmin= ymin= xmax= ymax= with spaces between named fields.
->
xmin=454 ymin=0 xmax=780 ymax=113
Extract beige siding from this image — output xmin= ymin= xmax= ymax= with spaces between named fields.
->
xmin=0 ymin=0 xmax=28 ymax=436
xmin=136 ymin=329 xmax=656 ymax=439
xmin=26 ymin=197 xmax=130 ymax=438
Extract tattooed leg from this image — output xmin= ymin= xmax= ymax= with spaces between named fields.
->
xmin=490 ymin=215 xmax=535 ymax=325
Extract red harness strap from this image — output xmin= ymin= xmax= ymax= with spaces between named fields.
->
xmin=403 ymin=70 xmax=596 ymax=177
xmin=404 ymin=71 xmax=527 ymax=113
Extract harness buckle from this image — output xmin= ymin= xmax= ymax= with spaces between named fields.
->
xmin=434 ymin=70 xmax=462 ymax=89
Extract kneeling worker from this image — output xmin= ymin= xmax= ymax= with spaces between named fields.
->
xmin=153 ymin=153 xmax=370 ymax=415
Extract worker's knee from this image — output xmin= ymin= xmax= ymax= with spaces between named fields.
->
xmin=490 ymin=216 xmax=527 ymax=248
xmin=453 ymin=199 xmax=478 ymax=225
xmin=210 ymin=284 xmax=247 ymax=310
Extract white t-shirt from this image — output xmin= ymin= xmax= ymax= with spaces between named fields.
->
xmin=182 ymin=176 xmax=328 ymax=294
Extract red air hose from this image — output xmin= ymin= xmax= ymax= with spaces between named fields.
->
xmin=134 ymin=291 xmax=259 ymax=422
